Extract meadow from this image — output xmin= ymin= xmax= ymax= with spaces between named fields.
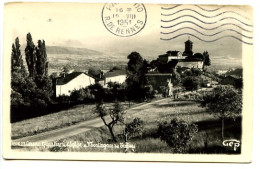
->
xmin=11 ymin=101 xmax=139 ymax=140
xmin=20 ymin=100 xmax=241 ymax=154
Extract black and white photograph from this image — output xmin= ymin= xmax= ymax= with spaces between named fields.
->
xmin=2 ymin=2 xmax=254 ymax=162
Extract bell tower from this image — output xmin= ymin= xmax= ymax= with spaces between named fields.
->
xmin=183 ymin=37 xmax=193 ymax=56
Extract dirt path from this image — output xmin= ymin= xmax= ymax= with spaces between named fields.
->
xmin=12 ymin=98 xmax=171 ymax=144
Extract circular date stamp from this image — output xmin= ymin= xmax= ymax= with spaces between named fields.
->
xmin=102 ymin=3 xmax=147 ymax=37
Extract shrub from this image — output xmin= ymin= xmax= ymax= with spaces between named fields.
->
xmin=182 ymin=76 xmax=200 ymax=91
xmin=157 ymin=118 xmax=198 ymax=153
xmin=125 ymin=118 xmax=144 ymax=139
xmin=56 ymin=94 xmax=70 ymax=103
xmin=144 ymin=85 xmax=155 ymax=99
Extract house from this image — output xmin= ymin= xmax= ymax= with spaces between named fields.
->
xmin=158 ymin=51 xmax=186 ymax=63
xmin=103 ymin=69 xmax=126 ymax=87
xmin=177 ymin=60 xmax=204 ymax=69
xmin=55 ymin=72 xmax=95 ymax=97
xmin=217 ymin=69 xmax=229 ymax=75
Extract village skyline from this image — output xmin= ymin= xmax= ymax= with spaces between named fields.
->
xmin=7 ymin=3 xmax=253 ymax=70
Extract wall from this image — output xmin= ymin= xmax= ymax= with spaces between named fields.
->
xmin=177 ymin=61 xmax=204 ymax=69
xmin=104 ymin=75 xmax=126 ymax=86
xmin=56 ymin=73 xmax=95 ymax=97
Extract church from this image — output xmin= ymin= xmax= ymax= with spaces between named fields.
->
xmin=158 ymin=39 xmax=204 ymax=70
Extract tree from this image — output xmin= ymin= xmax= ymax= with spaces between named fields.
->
xmin=95 ymin=101 xmax=125 ymax=142
xmin=11 ymin=90 xmax=25 ymax=106
xmin=25 ymin=33 xmax=37 ymax=79
xmin=126 ymin=52 xmax=148 ymax=101
xmin=11 ymin=37 xmax=29 ymax=108
xmin=62 ymin=64 xmax=72 ymax=74
xmin=203 ymin=51 xmax=211 ymax=71
xmin=191 ymin=68 xmax=202 ymax=76
xmin=126 ymin=52 xmax=148 ymax=86
xmin=34 ymin=76 xmax=53 ymax=104
xmin=89 ymin=83 xmax=105 ymax=101
xmin=157 ymin=118 xmax=198 ymax=153
xmin=70 ymin=88 xmax=93 ymax=103
xmin=26 ymin=33 xmax=50 ymax=80
xmin=144 ymin=85 xmax=155 ymax=100
xmin=35 ymin=40 xmax=48 ymax=78
xmin=70 ymin=88 xmax=88 ymax=103
xmin=107 ymin=81 xmax=121 ymax=100
xmin=234 ymin=78 xmax=243 ymax=89
xmin=107 ymin=81 xmax=120 ymax=90
xmin=127 ymin=52 xmax=144 ymax=73
xmin=11 ymin=37 xmax=25 ymax=74
xmin=201 ymin=86 xmax=242 ymax=140
xmin=150 ymin=58 xmax=178 ymax=73
xmin=182 ymin=76 xmax=200 ymax=91
xmin=88 ymin=67 xmax=102 ymax=79
xmin=171 ymin=71 xmax=181 ymax=86
xmin=11 ymin=33 xmax=53 ymax=121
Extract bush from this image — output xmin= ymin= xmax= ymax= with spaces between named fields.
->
xmin=56 ymin=94 xmax=70 ymax=103
xmin=157 ymin=118 xmax=198 ymax=153
xmin=70 ymin=88 xmax=93 ymax=103
xmin=125 ymin=118 xmax=144 ymax=139
xmin=144 ymin=85 xmax=155 ymax=99
xmin=182 ymin=76 xmax=200 ymax=91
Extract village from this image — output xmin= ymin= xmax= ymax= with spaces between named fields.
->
xmin=10 ymin=35 xmax=243 ymax=154
xmin=53 ymin=39 xmax=241 ymax=99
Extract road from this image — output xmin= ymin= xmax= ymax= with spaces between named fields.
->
xmin=12 ymin=98 xmax=171 ymax=144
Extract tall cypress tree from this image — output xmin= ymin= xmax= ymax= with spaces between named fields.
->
xmin=11 ymin=37 xmax=27 ymax=107
xmin=25 ymin=33 xmax=37 ymax=79
xmin=11 ymin=37 xmax=25 ymax=74
xmin=36 ymin=40 xmax=48 ymax=78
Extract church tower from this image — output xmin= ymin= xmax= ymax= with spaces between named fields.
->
xmin=183 ymin=38 xmax=193 ymax=57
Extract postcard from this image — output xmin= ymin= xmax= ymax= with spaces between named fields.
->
xmin=2 ymin=2 xmax=253 ymax=162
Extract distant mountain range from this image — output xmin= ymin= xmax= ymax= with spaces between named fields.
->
xmin=21 ymin=45 xmax=103 ymax=56
xmin=46 ymin=46 xmax=103 ymax=56
xmin=20 ymin=44 xmax=241 ymax=74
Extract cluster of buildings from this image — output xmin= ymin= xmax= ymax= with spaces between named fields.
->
xmin=157 ymin=39 xmax=204 ymax=69
xmin=54 ymin=39 xmax=206 ymax=97
xmin=55 ymin=68 xmax=127 ymax=97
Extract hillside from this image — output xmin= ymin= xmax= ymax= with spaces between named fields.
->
xmin=20 ymin=45 xmax=241 ymax=74
xmin=46 ymin=46 xmax=103 ymax=56
xmin=45 ymin=46 xmax=128 ymax=74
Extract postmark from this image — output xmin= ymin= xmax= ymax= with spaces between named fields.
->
xmin=102 ymin=3 xmax=147 ymax=37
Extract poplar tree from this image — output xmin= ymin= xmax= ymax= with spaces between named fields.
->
xmin=25 ymin=33 xmax=36 ymax=79
xmin=36 ymin=40 xmax=48 ymax=78
xmin=11 ymin=37 xmax=25 ymax=74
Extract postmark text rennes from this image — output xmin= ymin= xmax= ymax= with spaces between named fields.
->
xmin=102 ymin=3 xmax=147 ymax=37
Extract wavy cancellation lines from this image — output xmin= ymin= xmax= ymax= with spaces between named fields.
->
xmin=160 ymin=5 xmax=253 ymax=45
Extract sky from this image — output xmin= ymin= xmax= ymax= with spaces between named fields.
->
xmin=4 ymin=3 xmax=254 ymax=67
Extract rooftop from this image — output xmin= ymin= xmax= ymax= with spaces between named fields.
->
xmin=104 ymin=69 xmax=126 ymax=78
xmin=56 ymin=72 xmax=94 ymax=85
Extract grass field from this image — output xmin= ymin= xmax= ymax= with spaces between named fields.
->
xmin=11 ymin=104 xmax=97 ymax=139
xmin=11 ymin=101 xmax=139 ymax=140
xmin=56 ymin=100 xmax=241 ymax=154
xmin=16 ymin=100 xmax=241 ymax=154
